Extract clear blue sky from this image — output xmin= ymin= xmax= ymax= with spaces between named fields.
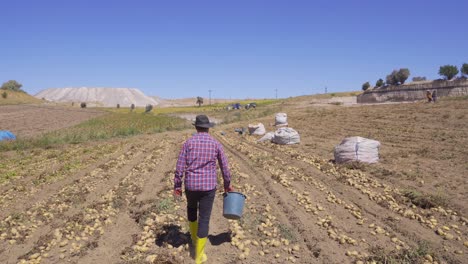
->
xmin=1 ymin=0 xmax=467 ymax=99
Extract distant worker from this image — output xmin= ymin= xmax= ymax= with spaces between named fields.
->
xmin=432 ymin=90 xmax=437 ymax=103
xmin=426 ymin=90 xmax=432 ymax=103
xmin=174 ymin=115 xmax=233 ymax=264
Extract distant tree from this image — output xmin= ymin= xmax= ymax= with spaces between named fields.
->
xmin=438 ymin=65 xmax=459 ymax=80
xmin=386 ymin=70 xmax=399 ymax=85
xmin=130 ymin=104 xmax=135 ymax=111
xmin=412 ymin=76 xmax=427 ymax=82
xmin=1 ymin=91 xmax=7 ymax=99
xmin=385 ymin=68 xmax=410 ymax=85
xmin=396 ymin=68 xmax=410 ymax=84
xmin=375 ymin=79 xmax=384 ymax=87
xmin=196 ymin=96 xmax=204 ymax=107
xmin=362 ymin=82 xmax=371 ymax=91
xmin=461 ymin=63 xmax=468 ymax=77
xmin=117 ymin=104 xmax=120 ymax=109
xmin=1 ymin=80 xmax=24 ymax=92
xmin=145 ymin=104 xmax=153 ymax=113
xmin=80 ymin=102 xmax=87 ymax=108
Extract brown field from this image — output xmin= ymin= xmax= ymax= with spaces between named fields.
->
xmin=0 ymin=96 xmax=467 ymax=264
xmin=0 ymin=105 xmax=104 ymax=138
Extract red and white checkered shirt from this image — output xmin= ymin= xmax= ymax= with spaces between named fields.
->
xmin=174 ymin=132 xmax=231 ymax=191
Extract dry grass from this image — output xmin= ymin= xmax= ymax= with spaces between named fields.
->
xmin=0 ymin=90 xmax=42 ymax=105
xmin=0 ymin=112 xmax=190 ymax=151
xmin=367 ymin=241 xmax=432 ymax=264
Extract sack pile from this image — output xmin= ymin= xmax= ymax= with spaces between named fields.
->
xmin=334 ymin=136 xmax=380 ymax=164
xmin=274 ymin=113 xmax=288 ymax=127
xmin=258 ymin=132 xmax=275 ymax=142
xmin=248 ymin=123 xmax=266 ymax=135
xmin=271 ymin=127 xmax=300 ymax=145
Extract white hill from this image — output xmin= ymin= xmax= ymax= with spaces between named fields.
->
xmin=35 ymin=87 xmax=158 ymax=107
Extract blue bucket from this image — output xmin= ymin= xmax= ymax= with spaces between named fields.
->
xmin=223 ymin=192 xmax=247 ymax=220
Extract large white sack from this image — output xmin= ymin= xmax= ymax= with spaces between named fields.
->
xmin=274 ymin=113 xmax=288 ymax=127
xmin=272 ymin=127 xmax=300 ymax=145
xmin=334 ymin=136 xmax=380 ymax=164
xmin=258 ymin=132 xmax=274 ymax=142
xmin=248 ymin=123 xmax=266 ymax=135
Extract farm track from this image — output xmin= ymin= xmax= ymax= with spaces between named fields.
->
xmin=215 ymin=132 xmax=466 ymax=264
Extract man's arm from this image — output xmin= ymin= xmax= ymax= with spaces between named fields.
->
xmin=174 ymin=143 xmax=187 ymax=191
xmin=217 ymin=143 xmax=231 ymax=190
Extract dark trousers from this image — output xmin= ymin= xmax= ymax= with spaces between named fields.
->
xmin=185 ymin=189 xmax=216 ymax=238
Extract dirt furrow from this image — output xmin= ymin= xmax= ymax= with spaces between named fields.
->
xmin=218 ymin=134 xmax=330 ymax=263
xmin=6 ymin=137 xmax=172 ymax=264
xmin=0 ymin=137 xmax=163 ymax=263
xmin=76 ymin=134 xmax=178 ymax=264
xmin=0 ymin=141 xmax=126 ymax=216
xmin=228 ymin=134 xmax=466 ymax=263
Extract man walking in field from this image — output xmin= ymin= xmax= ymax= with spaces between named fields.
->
xmin=174 ymin=115 xmax=233 ymax=264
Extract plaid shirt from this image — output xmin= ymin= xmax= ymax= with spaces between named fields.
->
xmin=174 ymin=132 xmax=231 ymax=191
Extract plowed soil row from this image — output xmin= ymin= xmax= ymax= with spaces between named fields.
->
xmin=215 ymin=132 xmax=466 ymax=263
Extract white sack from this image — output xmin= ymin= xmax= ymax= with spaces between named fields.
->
xmin=271 ymin=127 xmax=300 ymax=145
xmin=274 ymin=113 xmax=288 ymax=127
xmin=334 ymin=136 xmax=380 ymax=164
xmin=258 ymin=132 xmax=275 ymax=142
xmin=248 ymin=123 xmax=266 ymax=135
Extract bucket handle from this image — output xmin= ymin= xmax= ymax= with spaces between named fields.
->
xmin=223 ymin=191 xmax=247 ymax=199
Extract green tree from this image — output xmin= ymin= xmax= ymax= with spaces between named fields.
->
xmin=397 ymin=68 xmax=410 ymax=84
xmin=196 ymin=96 xmax=204 ymax=107
xmin=362 ymin=82 xmax=370 ymax=91
xmin=461 ymin=63 xmax=468 ymax=77
xmin=412 ymin=76 xmax=427 ymax=82
xmin=1 ymin=91 xmax=7 ymax=99
xmin=145 ymin=104 xmax=153 ymax=113
xmin=386 ymin=70 xmax=399 ymax=85
xmin=375 ymin=79 xmax=384 ymax=87
xmin=438 ymin=65 xmax=459 ymax=80
xmin=1 ymin=80 xmax=23 ymax=92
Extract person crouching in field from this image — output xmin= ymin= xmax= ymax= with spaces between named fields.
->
xmin=174 ymin=115 xmax=233 ymax=264
xmin=426 ymin=90 xmax=433 ymax=102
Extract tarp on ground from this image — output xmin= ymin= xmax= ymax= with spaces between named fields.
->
xmin=334 ymin=136 xmax=380 ymax=164
xmin=0 ymin=131 xmax=16 ymax=141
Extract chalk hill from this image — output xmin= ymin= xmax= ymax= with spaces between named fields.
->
xmin=35 ymin=87 xmax=158 ymax=107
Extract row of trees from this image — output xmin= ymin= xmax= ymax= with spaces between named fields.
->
xmin=438 ymin=64 xmax=468 ymax=80
xmin=362 ymin=63 xmax=468 ymax=91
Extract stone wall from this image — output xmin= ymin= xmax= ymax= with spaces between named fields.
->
xmin=357 ymin=79 xmax=468 ymax=103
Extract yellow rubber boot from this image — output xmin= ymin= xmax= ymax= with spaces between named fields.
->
xmin=189 ymin=221 xmax=198 ymax=246
xmin=195 ymin=236 xmax=208 ymax=264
